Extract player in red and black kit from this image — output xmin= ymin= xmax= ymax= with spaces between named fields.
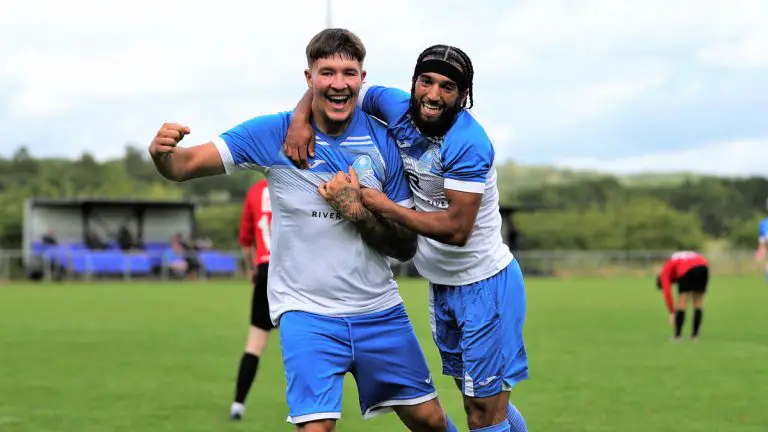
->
xmin=656 ymin=251 xmax=709 ymax=341
xmin=229 ymin=178 xmax=273 ymax=421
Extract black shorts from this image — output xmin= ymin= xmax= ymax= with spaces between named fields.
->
xmin=250 ymin=263 xmax=274 ymax=331
xmin=678 ymin=265 xmax=709 ymax=294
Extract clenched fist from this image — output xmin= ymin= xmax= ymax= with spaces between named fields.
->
xmin=149 ymin=123 xmax=191 ymax=158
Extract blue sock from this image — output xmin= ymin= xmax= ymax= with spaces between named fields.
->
xmin=471 ymin=420 xmax=510 ymax=432
xmin=506 ymin=402 xmax=528 ymax=431
xmin=445 ymin=415 xmax=459 ymax=432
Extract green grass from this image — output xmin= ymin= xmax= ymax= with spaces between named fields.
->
xmin=1 ymin=275 xmax=767 ymax=431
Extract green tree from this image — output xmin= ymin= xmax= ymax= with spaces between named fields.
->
xmin=515 ymin=198 xmax=706 ymax=251
xmin=728 ymin=215 xmax=764 ymax=249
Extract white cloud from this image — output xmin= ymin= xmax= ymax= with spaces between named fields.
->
xmin=496 ymin=0 xmax=767 ymax=53
xmin=698 ymin=30 xmax=768 ymax=69
xmin=554 ymin=73 xmax=667 ymax=127
xmin=555 ymin=138 xmax=768 ymax=176
xmin=1 ymin=0 xmax=325 ymax=117
xmin=0 ymin=0 xmax=767 ymax=176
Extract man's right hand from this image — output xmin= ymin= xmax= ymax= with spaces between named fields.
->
xmin=149 ymin=123 xmax=191 ymax=158
xmin=283 ymin=117 xmax=315 ymax=169
xmin=318 ymin=168 xmax=364 ymax=221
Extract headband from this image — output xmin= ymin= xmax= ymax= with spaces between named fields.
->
xmin=412 ymin=59 xmax=468 ymax=91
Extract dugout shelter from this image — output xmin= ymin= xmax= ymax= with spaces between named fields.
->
xmin=23 ymin=197 xmax=237 ymax=280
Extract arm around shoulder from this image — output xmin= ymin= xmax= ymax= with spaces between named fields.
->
xmin=358 ymin=84 xmax=410 ymax=124
xmin=362 ymin=187 xmax=481 ymax=247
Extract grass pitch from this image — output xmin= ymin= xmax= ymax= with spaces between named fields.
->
xmin=1 ymin=275 xmax=766 ymax=431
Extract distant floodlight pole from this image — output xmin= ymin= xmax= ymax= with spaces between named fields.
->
xmin=326 ymin=0 xmax=332 ymax=28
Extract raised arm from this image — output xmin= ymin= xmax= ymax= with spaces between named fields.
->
xmin=152 ymin=112 xmax=289 ymax=185
xmin=148 ymin=123 xmax=225 ymax=182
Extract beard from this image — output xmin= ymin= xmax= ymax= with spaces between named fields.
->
xmin=408 ymin=94 xmax=462 ymax=138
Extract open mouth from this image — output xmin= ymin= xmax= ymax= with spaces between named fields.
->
xmin=420 ymin=101 xmax=443 ymax=117
xmin=326 ymin=94 xmax=351 ymax=109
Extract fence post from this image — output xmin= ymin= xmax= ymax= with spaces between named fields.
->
xmin=0 ymin=250 xmax=8 ymax=282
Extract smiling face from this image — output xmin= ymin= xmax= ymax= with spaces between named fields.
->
xmin=408 ymin=45 xmax=476 ymax=137
xmin=409 ymin=71 xmax=467 ymax=137
xmin=304 ymin=28 xmax=367 ymax=136
xmin=305 ymin=54 xmax=365 ymax=135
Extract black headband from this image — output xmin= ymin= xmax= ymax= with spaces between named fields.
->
xmin=412 ymin=59 xmax=468 ymax=91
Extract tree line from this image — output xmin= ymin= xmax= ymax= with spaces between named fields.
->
xmin=508 ymin=176 xmax=767 ymax=251
xmin=1 ymin=146 xmax=765 ymax=251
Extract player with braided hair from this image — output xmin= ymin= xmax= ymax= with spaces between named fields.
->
xmin=285 ymin=43 xmax=529 ymax=432
xmin=412 ymin=44 xmax=475 ymax=108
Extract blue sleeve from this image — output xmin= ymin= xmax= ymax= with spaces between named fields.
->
xmin=213 ymin=112 xmax=289 ymax=173
xmin=760 ymin=219 xmax=768 ymax=240
xmin=441 ymin=120 xmax=494 ymax=194
xmin=360 ymin=85 xmax=410 ymax=126
xmin=380 ymin=135 xmax=414 ymax=207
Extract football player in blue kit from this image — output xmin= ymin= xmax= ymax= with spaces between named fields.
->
xmin=285 ymin=45 xmax=529 ymax=432
xmin=755 ymin=215 xmax=768 ymax=282
xmin=147 ymin=28 xmax=459 ymax=432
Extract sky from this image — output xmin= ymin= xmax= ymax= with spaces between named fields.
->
xmin=1 ymin=0 xmax=767 ymax=176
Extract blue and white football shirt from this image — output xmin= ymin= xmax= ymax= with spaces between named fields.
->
xmin=212 ymin=108 xmax=414 ymax=324
xmin=759 ymin=218 xmax=768 ymax=243
xmin=359 ymin=84 xmax=513 ymax=286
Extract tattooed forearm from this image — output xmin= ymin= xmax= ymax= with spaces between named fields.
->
xmin=329 ymin=188 xmax=367 ymax=221
xmin=329 ymin=187 xmax=417 ymax=261
xmin=355 ymin=208 xmax=417 ymax=262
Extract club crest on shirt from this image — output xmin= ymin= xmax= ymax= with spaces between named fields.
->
xmin=417 ymin=146 xmax=440 ymax=174
xmin=352 ymin=155 xmax=374 ymax=179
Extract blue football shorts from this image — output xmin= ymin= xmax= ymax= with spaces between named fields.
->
xmin=279 ymin=303 xmax=438 ymax=424
xmin=429 ymin=258 xmax=529 ymax=398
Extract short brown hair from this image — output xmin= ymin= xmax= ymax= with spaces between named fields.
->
xmin=306 ymin=28 xmax=366 ymax=68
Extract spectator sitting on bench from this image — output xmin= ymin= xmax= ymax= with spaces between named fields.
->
xmin=85 ymin=230 xmax=107 ymax=250
xmin=181 ymin=233 xmax=202 ymax=276
xmin=117 ymin=226 xmax=144 ymax=252
xmin=164 ymin=233 xmax=189 ymax=278
xmin=41 ymin=230 xmax=59 ymax=246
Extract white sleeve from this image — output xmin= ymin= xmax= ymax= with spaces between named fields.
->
xmin=357 ymin=83 xmax=371 ymax=109
xmin=396 ymin=198 xmax=415 ymax=208
xmin=211 ymin=136 xmax=239 ymax=175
